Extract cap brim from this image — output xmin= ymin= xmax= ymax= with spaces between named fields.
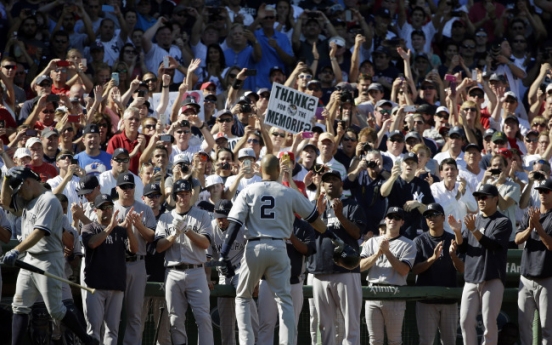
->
xmin=321 ymin=172 xmax=341 ymax=181
xmin=213 ymin=211 xmax=229 ymax=219
xmin=472 ymin=191 xmax=494 ymax=197
xmin=144 ymin=192 xmax=162 ymax=197
xmin=534 ymin=186 xmax=552 ymax=192
xmin=117 ymin=182 xmax=135 ymax=187
xmin=385 ymin=212 xmax=403 ymax=219
xmin=77 ymin=188 xmax=94 ymax=196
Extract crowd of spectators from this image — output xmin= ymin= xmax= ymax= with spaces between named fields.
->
xmin=0 ymin=0 xmax=551 ymax=343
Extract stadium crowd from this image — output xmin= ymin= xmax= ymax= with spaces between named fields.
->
xmin=0 ymin=0 xmax=550 ymax=344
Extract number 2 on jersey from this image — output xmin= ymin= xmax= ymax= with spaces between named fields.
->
xmin=260 ymin=196 xmax=275 ymax=219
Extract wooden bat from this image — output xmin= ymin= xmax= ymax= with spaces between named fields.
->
xmin=14 ymin=259 xmax=96 ymax=294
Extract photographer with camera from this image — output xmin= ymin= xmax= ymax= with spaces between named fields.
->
xmin=519 ymin=159 xmax=551 ymax=209
xmin=223 ymin=148 xmax=261 ymax=201
xmin=345 ymin=149 xmax=389 ymax=238
xmin=486 ymin=41 xmax=527 ymax=102
xmin=165 ymin=153 xmax=202 ymax=207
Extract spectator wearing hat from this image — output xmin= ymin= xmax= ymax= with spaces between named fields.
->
xmin=407 ymin=113 xmax=439 ymax=156
xmin=47 ymin=150 xmax=85 ymax=225
xmin=315 ymin=132 xmax=347 ymax=181
xmin=345 ymin=149 xmax=389 ymax=238
xmin=25 ymin=137 xmax=58 ymax=182
xmin=12 ymin=148 xmax=31 ymax=167
xmin=450 ymin=183 xmax=512 ymax=345
xmin=360 ymin=206 xmax=415 ymax=345
xmin=81 ymin=193 xmax=139 ymax=344
xmin=465 ymin=85 xmax=493 ymax=129
xmin=107 ymin=107 xmax=149 ymax=175
xmin=165 ymin=153 xmax=202 ymax=207
xmin=480 ymin=131 xmax=509 ymax=170
xmin=458 ymin=143 xmax=485 ymax=192
xmin=200 ymin=175 xmax=225 ymax=209
xmin=516 ymin=178 xmax=552 ymax=344
xmin=41 ymin=127 xmax=60 ymax=166
xmin=418 ymin=77 xmax=444 ymax=107
xmin=114 ymin=171 xmax=157 ymax=345
xmin=382 ymin=130 xmax=406 ymax=163
xmin=214 ymin=110 xmax=240 ymax=150
xmin=309 ymin=169 xmax=365 ymax=345
xmin=224 ymin=148 xmax=262 ymax=201
xmin=412 ymin=203 xmax=464 ymax=345
xmin=500 ymin=112 xmax=527 ymax=155
xmin=99 ymin=148 xmax=145 ymax=202
xmin=482 ymin=128 xmax=496 ymax=154
xmin=248 ymin=5 xmax=295 ymax=89
xmin=298 ymin=143 xmax=319 ymax=197
xmin=171 ymin=117 xmax=216 ymax=164
xmin=430 ymin=158 xmax=477 ymax=233
xmin=494 ymin=91 xmax=530 ymax=135
xmin=142 ymin=18 xmax=186 ymax=84
xmin=381 ymin=152 xmax=435 ymax=239
xmin=74 ymin=124 xmax=112 ymax=176
xmin=434 ymin=126 xmax=468 ymax=169
xmin=372 ymin=45 xmax=400 ymax=96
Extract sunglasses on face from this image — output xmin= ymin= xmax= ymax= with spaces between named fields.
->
xmin=525 ymin=137 xmax=538 ymax=143
xmin=272 ymin=132 xmax=286 ymax=138
xmin=228 ymin=73 xmax=237 ymax=78
xmin=2 ymin=65 xmax=16 ymax=70
xmin=247 ymin=139 xmax=260 ymax=144
xmin=176 ymin=130 xmax=191 ymax=134
xmin=113 ymin=157 xmax=130 ymax=163
xmin=217 ymin=118 xmax=233 ymax=123
xmin=58 ymin=154 xmax=73 ymax=161
xmin=42 ymin=110 xmax=55 ymax=114
xmin=98 ymin=123 xmax=108 ymax=128
xmin=533 ymin=123 xmax=547 ymax=127
xmin=143 ymin=78 xmax=157 ymax=83
xmin=342 ymin=136 xmax=357 ymax=142
xmin=414 ymin=120 xmax=424 ymax=125
xmin=144 ymin=124 xmax=156 ymax=129
xmin=424 ymin=213 xmax=443 ymax=219
xmin=63 ymin=127 xmax=74 ymax=132
xmin=308 ymin=86 xmax=321 ymax=91
xmin=421 ymin=85 xmax=435 ymax=90
xmin=539 ymin=189 xmax=552 ymax=195
xmin=54 ymin=68 xmax=67 ymax=73
xmin=260 ymin=93 xmax=270 ymax=99
xmin=119 ymin=184 xmax=135 ymax=190
xmin=437 ymin=114 xmax=449 ymax=120
xmin=470 ymin=93 xmax=484 ymax=98
xmin=386 ymin=215 xmax=402 ymax=221
xmin=389 ymin=137 xmax=404 ymax=143
xmin=146 ymin=194 xmax=162 ymax=199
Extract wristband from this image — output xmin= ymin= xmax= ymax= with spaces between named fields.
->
xmin=232 ymin=79 xmax=243 ymax=89
xmin=162 ymin=85 xmax=169 ymax=88
xmin=198 ymin=122 xmax=206 ymax=130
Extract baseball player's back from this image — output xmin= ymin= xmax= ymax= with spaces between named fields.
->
xmin=229 ymin=181 xmax=317 ymax=239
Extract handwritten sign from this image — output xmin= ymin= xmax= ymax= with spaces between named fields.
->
xmin=265 ymin=83 xmax=317 ymax=134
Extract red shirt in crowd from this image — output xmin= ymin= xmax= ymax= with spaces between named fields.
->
xmin=0 ymin=108 xmax=17 ymax=144
xmin=31 ymin=162 xmax=58 ymax=182
xmin=106 ymin=131 xmax=149 ymax=174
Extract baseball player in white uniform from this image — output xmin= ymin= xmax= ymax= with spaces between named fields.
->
xmin=155 ymin=179 xmax=214 ymax=345
xmin=207 ymin=199 xmax=258 ymax=345
xmin=218 ymin=155 xmax=333 ymax=345
xmin=1 ymin=167 xmax=98 ymax=345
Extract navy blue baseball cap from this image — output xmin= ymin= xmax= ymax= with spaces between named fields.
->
xmin=77 ymin=175 xmax=99 ymax=195
xmin=117 ymin=172 xmax=135 ymax=187
xmin=473 ymin=184 xmax=499 ymax=197
xmin=94 ymin=194 xmax=113 ymax=209
xmin=386 ymin=207 xmax=405 ymax=219
xmin=214 ymin=199 xmax=233 ymax=218
xmin=173 ymin=179 xmax=192 ymax=193
xmin=423 ymin=203 xmax=445 ymax=217
xmin=144 ymin=183 xmax=162 ymax=197
xmin=321 ymin=169 xmax=342 ymax=182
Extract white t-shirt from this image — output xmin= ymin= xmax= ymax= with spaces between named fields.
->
xmin=145 ymin=43 xmax=185 ymax=83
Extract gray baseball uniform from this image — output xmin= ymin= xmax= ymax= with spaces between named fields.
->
xmin=0 ymin=207 xmax=12 ymax=298
xmin=12 ymin=191 xmax=66 ymax=319
xmin=361 ymin=235 xmax=416 ymax=345
xmin=208 ymin=219 xmax=258 ymax=345
xmin=228 ymin=181 xmax=318 ymax=345
xmin=156 ymin=207 xmax=214 ymax=345
xmin=114 ymin=200 xmax=156 ymax=345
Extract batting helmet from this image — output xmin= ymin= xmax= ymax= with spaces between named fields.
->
xmin=172 ymin=179 xmax=192 ymax=199
xmin=333 ymin=244 xmax=361 ymax=270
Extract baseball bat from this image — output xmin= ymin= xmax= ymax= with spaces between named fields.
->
xmin=14 ymin=259 xmax=96 ymax=294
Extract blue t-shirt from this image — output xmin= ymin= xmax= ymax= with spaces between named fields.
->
xmin=74 ymin=151 xmax=112 ymax=176
xmin=254 ymin=29 xmax=294 ymax=89
xmin=224 ymin=46 xmax=256 ymax=91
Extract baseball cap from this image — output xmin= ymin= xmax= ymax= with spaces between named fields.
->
xmin=403 ymin=152 xmax=418 ymax=163
xmin=42 ymin=127 xmax=59 ymax=138
xmin=423 ymin=203 xmax=445 ymax=217
xmin=257 ymin=88 xmax=270 ymax=96
xmin=504 ymin=91 xmax=518 ymax=100
xmin=335 ymin=82 xmax=354 ymax=92
xmin=90 ymin=41 xmax=104 ymax=51
xmin=307 ymin=80 xmax=322 ymax=88
xmin=83 ymin=124 xmax=100 ymax=135
xmin=497 ymin=147 xmax=513 ymax=160
xmin=448 ymin=126 xmax=465 ymax=138
xmin=173 ymin=179 xmax=192 ymax=193
xmin=204 ymin=94 xmax=217 ymax=102
xmin=489 ymin=73 xmax=506 ymax=82
xmin=117 ymin=172 xmax=135 ymax=187
xmin=237 ymin=96 xmax=251 ymax=104
xmin=269 ymin=66 xmax=284 ymax=76
xmin=25 ymin=137 xmax=42 ymax=149
xmin=278 ymin=151 xmax=295 ymax=162
xmin=13 ymin=148 xmax=31 ymax=159
xmin=436 ymin=106 xmax=450 ymax=115
xmin=321 ymin=169 xmax=342 ymax=182
xmin=77 ymin=175 xmax=99 ymax=195
xmin=36 ymin=75 xmax=52 ymax=85
xmin=415 ymin=52 xmax=430 ymax=61
xmin=143 ymin=183 xmax=162 ymax=197
xmin=200 ymin=81 xmax=216 ymax=90
xmin=205 ymin=175 xmax=223 ymax=188
xmin=375 ymin=99 xmax=393 ymax=108
xmin=7 ymin=166 xmax=40 ymax=195
xmin=94 ymin=194 xmax=113 ymax=209
xmin=181 ymin=97 xmax=201 ymax=113
xmin=535 ymin=179 xmax=552 ymax=192
xmin=546 ymin=84 xmax=552 ymax=94
xmin=491 ymin=131 xmax=507 ymax=143
xmin=473 ymin=184 xmax=499 ymax=197
xmin=417 ymin=103 xmax=436 ymax=115
xmin=484 ymin=128 xmax=496 ymax=139
xmin=388 ymin=130 xmax=404 ymax=140
xmin=464 ymin=143 xmax=481 ymax=152
xmin=526 ymin=130 xmax=539 ymax=137
xmin=329 ymin=36 xmax=346 ymax=48
xmin=215 ymin=132 xmax=229 ymax=141
xmin=174 ymin=153 xmax=190 ymax=165
xmin=405 ymin=131 xmax=422 ymax=142
xmin=213 ymin=199 xmax=233 ymax=219
xmin=372 ymin=45 xmax=390 ymax=56
xmin=319 ymin=132 xmax=336 ymax=144
xmin=504 ymin=114 xmax=519 ymax=124
xmin=112 ymin=148 xmax=130 ymax=158
xmin=55 ymin=106 xmax=68 ymax=113
xmin=301 ymin=143 xmax=319 ymax=155
xmin=244 ymin=91 xmax=259 ymax=101
xmin=238 ymin=148 xmax=256 ymax=160
xmin=386 ymin=206 xmax=405 ymax=219
xmin=368 ymin=83 xmax=384 ymax=92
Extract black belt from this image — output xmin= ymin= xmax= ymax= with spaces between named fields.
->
xmin=248 ymin=237 xmax=283 ymax=241
xmin=126 ymin=255 xmax=145 ymax=262
xmin=171 ymin=263 xmax=204 ymax=270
